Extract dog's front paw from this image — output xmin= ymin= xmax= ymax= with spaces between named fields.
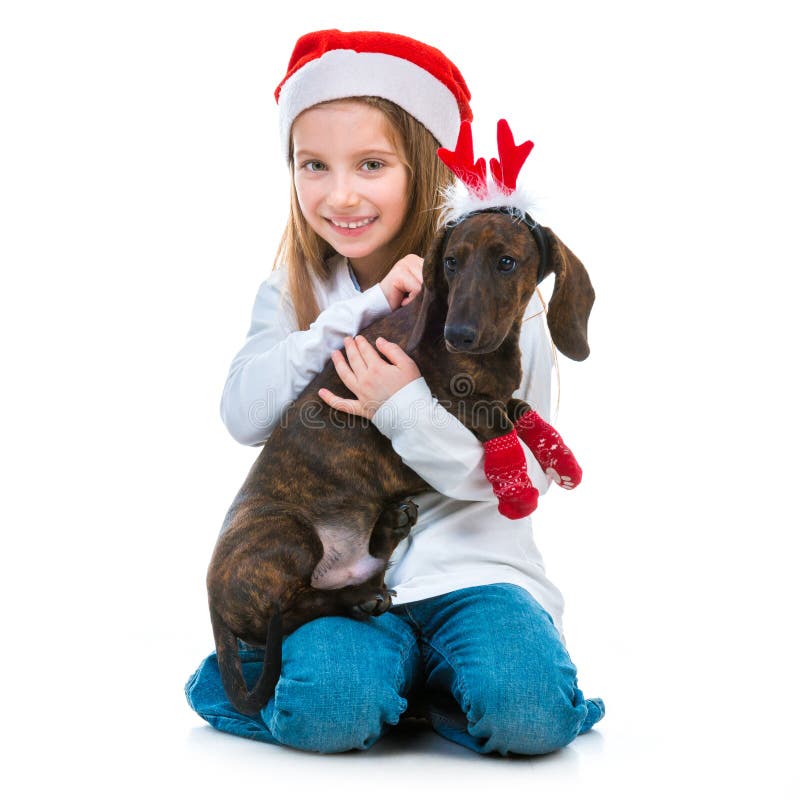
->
xmin=514 ymin=410 xmax=582 ymax=490
xmin=545 ymin=466 xmax=578 ymax=490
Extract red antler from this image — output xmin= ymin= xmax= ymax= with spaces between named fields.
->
xmin=437 ymin=121 xmax=488 ymax=199
xmin=489 ymin=119 xmax=534 ymax=194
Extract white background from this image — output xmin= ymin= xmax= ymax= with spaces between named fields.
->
xmin=2 ymin=1 xmax=798 ymax=797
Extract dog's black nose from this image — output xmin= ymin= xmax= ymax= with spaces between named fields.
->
xmin=444 ymin=324 xmax=477 ymax=349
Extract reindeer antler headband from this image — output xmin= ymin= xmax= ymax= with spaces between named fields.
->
xmin=436 ymin=119 xmax=548 ymax=280
xmin=437 ymin=119 xmax=538 ymax=227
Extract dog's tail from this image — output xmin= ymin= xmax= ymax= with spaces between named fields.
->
xmin=209 ymin=603 xmax=283 ymax=717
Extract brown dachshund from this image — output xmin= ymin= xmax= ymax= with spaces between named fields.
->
xmin=207 ymin=208 xmax=594 ymax=715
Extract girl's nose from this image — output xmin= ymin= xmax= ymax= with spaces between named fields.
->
xmin=327 ymin=173 xmax=359 ymax=209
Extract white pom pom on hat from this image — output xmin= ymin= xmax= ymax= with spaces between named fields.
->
xmin=274 ymin=29 xmax=473 ymax=162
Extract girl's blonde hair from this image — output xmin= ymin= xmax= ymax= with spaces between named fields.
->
xmin=272 ymin=96 xmax=455 ymax=331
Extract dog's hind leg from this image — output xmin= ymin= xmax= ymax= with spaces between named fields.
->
xmin=208 ymin=508 xmax=324 ymax=714
xmin=289 ymin=500 xmax=420 ymax=623
xmin=351 ymin=498 xmax=419 ymax=617
xmin=368 ymin=498 xmax=418 ymax=559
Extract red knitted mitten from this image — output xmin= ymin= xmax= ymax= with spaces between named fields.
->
xmin=483 ymin=429 xmax=539 ymax=519
xmin=514 ymin=409 xmax=582 ymax=489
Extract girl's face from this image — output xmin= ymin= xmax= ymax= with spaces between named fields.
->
xmin=292 ymin=101 xmax=410 ymax=278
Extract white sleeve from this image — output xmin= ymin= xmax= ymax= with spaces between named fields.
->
xmin=221 ymin=267 xmax=392 ymax=446
xmin=370 ymin=294 xmax=555 ymax=500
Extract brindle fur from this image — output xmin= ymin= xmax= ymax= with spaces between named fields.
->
xmin=207 ymin=212 xmax=594 ymax=715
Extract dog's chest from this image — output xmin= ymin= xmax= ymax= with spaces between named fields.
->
xmin=310 ymin=524 xmax=384 ymax=590
xmin=424 ymin=352 xmax=521 ymax=413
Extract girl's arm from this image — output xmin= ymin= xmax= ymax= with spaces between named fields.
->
xmin=221 ymin=268 xmax=392 ymax=445
xmin=369 ymin=295 xmax=555 ymax=502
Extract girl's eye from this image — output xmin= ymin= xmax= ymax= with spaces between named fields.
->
xmin=498 ymin=256 xmax=517 ymax=273
xmin=302 ymin=160 xmax=326 ymax=172
xmin=362 ymin=160 xmax=383 ymax=172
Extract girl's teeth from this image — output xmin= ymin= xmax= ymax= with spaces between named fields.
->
xmin=331 ymin=217 xmax=376 ymax=229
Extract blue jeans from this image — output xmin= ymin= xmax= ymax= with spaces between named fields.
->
xmin=185 ymin=582 xmax=604 ymax=755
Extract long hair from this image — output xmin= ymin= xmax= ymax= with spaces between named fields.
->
xmin=272 ymin=96 xmax=455 ymax=331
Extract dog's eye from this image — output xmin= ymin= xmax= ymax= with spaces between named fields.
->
xmin=498 ymin=256 xmax=517 ymax=273
xmin=444 ymin=256 xmax=457 ymax=272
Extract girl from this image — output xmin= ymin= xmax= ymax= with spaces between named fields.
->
xmin=185 ymin=28 xmax=604 ymax=756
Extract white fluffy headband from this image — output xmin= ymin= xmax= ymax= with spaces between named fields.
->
xmin=436 ymin=119 xmax=539 ymax=227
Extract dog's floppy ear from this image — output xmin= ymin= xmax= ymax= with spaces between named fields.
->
xmin=539 ymin=227 xmax=595 ymax=361
xmin=407 ymin=226 xmax=449 ymax=353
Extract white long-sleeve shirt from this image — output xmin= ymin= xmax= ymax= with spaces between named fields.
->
xmin=221 ymin=253 xmax=566 ymax=637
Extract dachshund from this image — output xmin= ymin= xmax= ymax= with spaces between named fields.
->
xmin=206 ymin=208 xmax=594 ymax=715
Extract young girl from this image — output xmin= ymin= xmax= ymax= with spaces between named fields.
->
xmin=185 ymin=28 xmax=604 ymax=756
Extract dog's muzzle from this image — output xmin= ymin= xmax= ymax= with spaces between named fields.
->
xmin=444 ymin=323 xmax=478 ymax=351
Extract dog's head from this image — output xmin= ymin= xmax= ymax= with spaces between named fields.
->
xmin=407 ymin=210 xmax=595 ymax=361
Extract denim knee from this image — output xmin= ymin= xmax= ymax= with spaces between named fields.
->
xmin=264 ymin=672 xmax=408 ymax=753
xmin=261 ymin=614 xmax=419 ymax=754
xmin=466 ymin=668 xmax=588 ymax=756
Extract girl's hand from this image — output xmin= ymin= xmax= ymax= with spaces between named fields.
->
xmin=379 ymin=254 xmax=424 ymax=311
xmin=318 ymin=335 xmax=421 ymax=420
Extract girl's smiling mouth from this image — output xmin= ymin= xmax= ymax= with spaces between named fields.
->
xmin=327 ymin=216 xmax=378 ymax=235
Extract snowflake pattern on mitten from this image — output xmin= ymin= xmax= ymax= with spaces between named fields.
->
xmin=513 ymin=409 xmax=582 ymax=489
xmin=483 ymin=428 xmax=539 ymax=518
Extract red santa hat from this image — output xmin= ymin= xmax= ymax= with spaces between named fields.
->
xmin=274 ymin=29 xmax=473 ymax=162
